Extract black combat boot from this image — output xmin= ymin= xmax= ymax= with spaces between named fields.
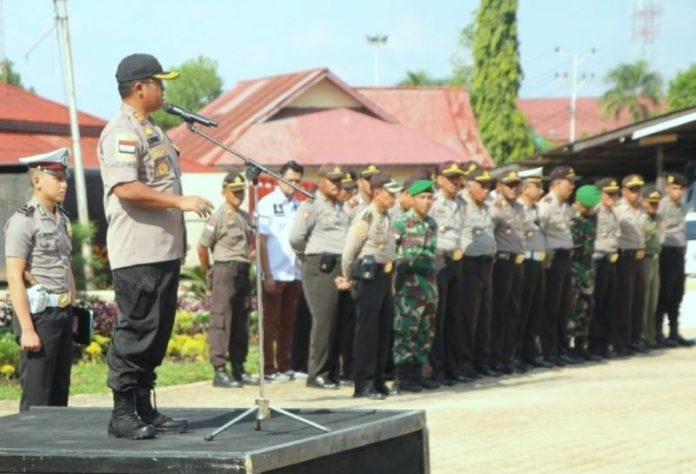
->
xmin=108 ymin=390 xmax=157 ymax=440
xmin=669 ymin=324 xmax=695 ymax=347
xmin=231 ymin=362 xmax=246 ymax=386
xmin=135 ymin=387 xmax=189 ymax=434
xmin=213 ymin=366 xmax=241 ymax=388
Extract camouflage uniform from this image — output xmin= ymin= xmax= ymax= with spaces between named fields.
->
xmin=392 ymin=209 xmax=438 ymax=366
xmin=569 ymin=210 xmax=597 ymax=342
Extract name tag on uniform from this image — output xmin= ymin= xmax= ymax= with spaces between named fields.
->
xmin=273 ymin=204 xmax=285 ymax=216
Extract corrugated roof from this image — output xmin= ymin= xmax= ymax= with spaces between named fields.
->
xmin=357 ymin=87 xmax=493 ymax=166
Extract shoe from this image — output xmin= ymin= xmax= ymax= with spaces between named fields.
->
xmin=421 ymin=377 xmax=441 ymax=389
xmin=374 ymin=381 xmax=394 ymax=396
xmin=108 ymin=391 xmax=157 ymax=440
xmin=500 ymin=363 xmax=515 ymax=375
xmin=292 ymin=371 xmax=309 ymax=380
xmin=476 ymin=365 xmax=502 ymax=377
xmin=306 ymin=376 xmax=338 ymax=390
xmin=559 ymin=354 xmax=579 ymax=365
xmin=531 ymin=357 xmax=554 ymax=369
xmin=669 ymin=334 xmax=695 ymax=347
xmin=135 ymin=388 xmax=188 ymax=434
xmin=281 ymin=370 xmax=296 ymax=380
xmin=340 ymin=377 xmax=355 ymax=387
xmin=613 ymin=346 xmax=633 ymax=358
xmin=454 ymin=373 xmax=475 ymax=383
xmin=353 ymin=386 xmax=386 ymax=400
xmin=213 ymin=366 xmax=242 ymax=388
xmin=628 ymin=343 xmax=650 ymax=354
xmin=396 ymin=378 xmax=423 ymax=393
xmin=578 ymin=349 xmax=602 ymax=362
xmin=513 ymin=358 xmax=528 ymax=373
xmin=658 ymin=337 xmax=678 ymax=348
xmin=265 ymin=372 xmax=292 ymax=383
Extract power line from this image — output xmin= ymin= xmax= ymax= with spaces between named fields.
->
xmin=555 ymin=47 xmax=596 ymax=142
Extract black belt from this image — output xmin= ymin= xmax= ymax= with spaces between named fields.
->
xmin=662 ymin=246 xmax=686 ymax=255
xmin=497 ymin=252 xmax=526 ymax=264
xmin=619 ymin=249 xmax=646 ymax=260
xmin=464 ymin=255 xmax=494 ymax=262
xmin=552 ymin=249 xmax=572 ymax=257
xmin=215 ymin=261 xmax=250 ymax=268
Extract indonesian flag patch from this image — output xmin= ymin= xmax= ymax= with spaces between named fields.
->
xmin=115 ymin=133 xmax=138 ymax=163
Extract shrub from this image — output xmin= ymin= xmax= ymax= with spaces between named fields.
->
xmin=0 ymin=332 xmax=20 ymax=379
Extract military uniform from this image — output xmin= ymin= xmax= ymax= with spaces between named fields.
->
xmin=4 ymin=150 xmax=74 ymax=412
xmin=199 ymin=202 xmax=251 ymax=381
xmin=569 ymin=205 xmax=597 ymax=354
xmin=642 ymin=188 xmax=662 ymax=345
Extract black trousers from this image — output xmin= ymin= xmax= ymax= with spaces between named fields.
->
xmin=107 ymin=260 xmax=180 ymax=392
xmin=518 ymin=259 xmax=545 ymax=362
xmin=429 ymin=257 xmax=463 ymax=379
xmin=614 ymin=253 xmax=646 ymax=347
xmin=491 ymin=257 xmax=525 ymax=366
xmin=541 ymin=250 xmax=572 ymax=358
xmin=208 ymin=261 xmax=251 ymax=368
xmin=589 ymin=257 xmax=617 ymax=352
xmin=291 ymin=292 xmax=312 ymax=373
xmin=331 ymin=289 xmax=356 ymax=380
xmin=656 ymin=246 xmax=686 ymax=335
xmin=460 ymin=256 xmax=494 ymax=371
xmin=18 ymin=307 xmax=73 ymax=412
xmin=352 ymin=270 xmax=394 ymax=391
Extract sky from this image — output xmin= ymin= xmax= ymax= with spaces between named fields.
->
xmin=3 ymin=0 xmax=696 ymax=120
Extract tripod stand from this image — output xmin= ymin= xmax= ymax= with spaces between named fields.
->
xmin=182 ymin=123 xmax=331 ymax=440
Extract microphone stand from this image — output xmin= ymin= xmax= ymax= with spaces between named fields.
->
xmin=184 ymin=123 xmax=330 ymax=440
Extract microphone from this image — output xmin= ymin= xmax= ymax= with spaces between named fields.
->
xmin=163 ymin=103 xmax=219 ymax=127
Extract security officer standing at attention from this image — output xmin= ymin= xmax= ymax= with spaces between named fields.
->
xmin=99 ymin=54 xmax=213 ymax=439
xmin=427 ymin=162 xmax=466 ymax=386
xmin=289 ymin=164 xmax=349 ymax=389
xmin=339 ymin=172 xmax=402 ymax=399
xmin=490 ymin=170 xmax=526 ymax=374
xmin=198 ymin=172 xmax=252 ymax=388
xmin=538 ymin=166 xmax=578 ymax=366
xmin=656 ymin=172 xmax=694 ymax=347
xmin=588 ymin=178 xmax=620 ymax=358
xmin=641 ymin=187 xmax=663 ymax=348
xmin=460 ymin=166 xmax=498 ymax=378
xmin=613 ymin=174 xmax=648 ymax=355
xmin=344 ymin=164 xmax=380 ymax=221
xmin=5 ymin=149 xmax=76 ymax=413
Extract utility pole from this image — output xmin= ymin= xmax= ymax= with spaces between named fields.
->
xmin=555 ymin=47 xmax=595 ymax=143
xmin=54 ymin=0 xmax=93 ymax=286
xmin=366 ymin=34 xmax=388 ymax=86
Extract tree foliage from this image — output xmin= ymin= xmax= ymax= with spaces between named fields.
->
xmin=398 ymin=70 xmax=449 ymax=87
xmin=600 ymin=60 xmax=662 ymax=122
xmin=470 ymin=0 xmax=534 ymax=164
xmin=0 ymin=60 xmax=25 ymax=88
xmin=152 ymin=55 xmax=223 ymax=130
xmin=667 ymin=64 xmax=696 ymax=111
xmin=450 ymin=21 xmax=475 ymax=88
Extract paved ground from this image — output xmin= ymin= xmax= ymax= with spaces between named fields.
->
xmin=2 ymin=289 xmax=695 ymax=472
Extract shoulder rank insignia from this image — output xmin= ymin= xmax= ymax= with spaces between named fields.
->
xmin=132 ymin=111 xmax=147 ymax=124
xmin=18 ymin=205 xmax=35 ymax=217
xmin=362 ymin=211 xmax=373 ymax=224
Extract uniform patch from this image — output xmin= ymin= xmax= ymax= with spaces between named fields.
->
xmin=205 ymin=222 xmax=216 ymax=233
xmin=147 ymin=135 xmax=161 ymax=146
xmin=150 ymin=144 xmax=168 ymax=159
xmin=154 ymin=157 xmax=171 ymax=178
xmin=115 ymin=133 xmax=138 ymax=163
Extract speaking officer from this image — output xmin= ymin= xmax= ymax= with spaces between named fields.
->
xmin=538 ymin=166 xmax=578 ymax=366
xmin=339 ymin=172 xmax=402 ymax=399
xmin=198 ymin=172 xmax=252 ymax=388
xmin=641 ymin=187 xmax=663 ymax=348
xmin=289 ymin=164 xmax=349 ymax=389
xmin=588 ymin=178 xmax=621 ymax=357
xmin=99 ymin=54 xmax=213 ymax=439
xmin=4 ymin=149 xmax=76 ymax=413
xmin=517 ymin=172 xmax=552 ymax=369
xmin=613 ymin=174 xmax=648 ymax=355
xmin=489 ymin=170 xmax=526 ymax=374
xmin=427 ymin=162 xmax=466 ymax=386
xmin=460 ymin=166 xmax=498 ymax=378
xmin=656 ymin=172 xmax=694 ymax=347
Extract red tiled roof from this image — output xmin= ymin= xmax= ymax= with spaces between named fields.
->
xmin=356 ymin=87 xmax=492 ymax=166
xmin=0 ymin=132 xmax=101 ymax=167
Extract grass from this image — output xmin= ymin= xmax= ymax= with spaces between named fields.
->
xmin=0 ymin=346 xmax=259 ymax=402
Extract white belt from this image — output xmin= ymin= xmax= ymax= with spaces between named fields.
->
xmin=524 ymin=251 xmax=546 ymax=262
xmin=46 ymin=292 xmax=71 ymax=308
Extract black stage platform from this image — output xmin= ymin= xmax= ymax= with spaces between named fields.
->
xmin=0 ymin=407 xmax=429 ymax=473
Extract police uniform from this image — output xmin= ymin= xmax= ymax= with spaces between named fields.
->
xmin=460 ymin=168 xmax=497 ymax=377
xmin=613 ymin=175 xmax=648 ymax=353
xmin=426 ymin=162 xmax=466 ymax=384
xmin=656 ymin=172 xmax=693 ymax=346
xmin=490 ymin=171 xmax=526 ymax=373
xmin=4 ymin=149 xmax=73 ymax=412
xmin=343 ymin=164 xmax=380 ymax=221
xmin=641 ymin=187 xmax=662 ymax=346
xmin=588 ymin=178 xmax=620 ymax=356
xmin=341 ymin=173 xmax=401 ymax=399
xmin=537 ymin=167 xmax=577 ymax=364
xmin=199 ymin=174 xmax=252 ymax=385
xmin=289 ymin=164 xmax=349 ymax=388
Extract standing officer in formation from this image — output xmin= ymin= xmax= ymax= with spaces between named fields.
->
xmin=5 ymin=149 xmax=76 ymax=413
xmin=99 ymin=53 xmax=212 ymax=439
xmin=427 ymin=162 xmax=466 ymax=385
xmin=641 ymin=187 xmax=663 ymax=348
xmin=198 ymin=172 xmax=252 ymax=388
xmin=289 ymin=164 xmax=349 ymax=389
xmin=656 ymin=172 xmax=694 ymax=347
xmin=614 ymin=174 xmax=648 ymax=355
xmin=392 ymin=179 xmax=439 ymax=392
xmin=538 ymin=166 xmax=578 ymax=366
xmin=344 ymin=164 xmax=380 ymax=221
xmin=489 ymin=170 xmax=525 ymax=374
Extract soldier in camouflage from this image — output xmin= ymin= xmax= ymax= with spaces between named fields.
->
xmin=568 ymin=185 xmax=601 ymax=360
xmin=392 ymin=180 xmax=439 ymax=392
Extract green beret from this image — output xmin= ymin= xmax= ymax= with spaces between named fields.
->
xmin=409 ymin=179 xmax=434 ymax=196
xmin=576 ymin=184 xmax=601 ymax=208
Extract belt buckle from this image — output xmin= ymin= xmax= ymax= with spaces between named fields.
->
xmin=635 ymin=249 xmax=645 ymax=260
xmin=383 ymin=261 xmax=393 ymax=273
xmin=536 ymin=251 xmax=546 ymax=262
xmin=451 ymin=250 xmax=463 ymax=261
xmin=609 ymin=253 xmax=619 ymax=263
xmin=515 ymin=254 xmax=525 ymax=265
xmin=57 ymin=292 xmax=70 ymax=308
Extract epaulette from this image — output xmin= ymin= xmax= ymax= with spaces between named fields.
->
xmin=542 ymin=196 xmax=552 ymax=203
xmin=57 ymin=206 xmax=70 ymax=219
xmin=362 ymin=210 xmax=373 ymax=224
xmin=18 ymin=205 xmax=35 ymax=217
xmin=493 ymin=199 xmax=503 ymax=209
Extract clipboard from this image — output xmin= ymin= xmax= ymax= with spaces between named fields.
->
xmin=72 ymin=307 xmax=94 ymax=345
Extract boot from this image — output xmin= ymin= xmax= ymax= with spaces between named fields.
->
xmin=136 ymin=387 xmax=189 ymax=434
xmin=396 ymin=363 xmax=422 ymax=393
xmin=669 ymin=324 xmax=695 ymax=347
xmin=108 ymin=390 xmax=157 ymax=440
xmin=213 ymin=366 xmax=242 ymax=388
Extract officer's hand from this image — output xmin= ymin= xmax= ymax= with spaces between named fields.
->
xmin=262 ymin=278 xmax=277 ymax=295
xmin=206 ymin=268 xmax=213 ymax=288
xmin=21 ymin=329 xmax=42 ymax=352
xmin=334 ymin=276 xmax=352 ymax=290
xmin=179 ymin=196 xmax=214 ymax=218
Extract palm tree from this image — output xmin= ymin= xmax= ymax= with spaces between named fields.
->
xmin=600 ymin=60 xmax=663 ymax=122
xmin=398 ymin=70 xmax=449 ymax=87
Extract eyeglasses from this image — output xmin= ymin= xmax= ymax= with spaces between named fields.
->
xmin=140 ymin=79 xmax=164 ymax=89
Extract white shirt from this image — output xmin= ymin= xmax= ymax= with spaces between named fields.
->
xmin=258 ymin=187 xmax=301 ymax=281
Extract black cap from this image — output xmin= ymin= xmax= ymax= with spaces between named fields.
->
xmin=438 ymin=161 xmax=466 ymax=177
xmin=318 ymin=163 xmax=345 ymax=180
xmin=370 ymin=172 xmax=403 ymax=194
xmin=642 ymin=185 xmax=662 ymax=203
xmin=548 ymin=166 xmax=580 ymax=181
xmin=116 ymin=54 xmax=179 ymax=83
xmin=360 ymin=164 xmax=381 ymax=178
xmin=595 ymin=177 xmax=620 ymax=193
xmin=223 ymin=172 xmax=246 ymax=191
xmin=622 ymin=174 xmax=645 ymax=188
xmin=664 ymin=172 xmax=687 ymax=187
xmin=467 ymin=166 xmax=492 ymax=183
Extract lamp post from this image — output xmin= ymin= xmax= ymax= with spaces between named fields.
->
xmin=366 ymin=34 xmax=388 ymax=86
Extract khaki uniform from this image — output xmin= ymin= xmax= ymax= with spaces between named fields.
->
xmin=343 ymin=194 xmax=369 ymax=222
xmin=4 ymin=197 xmax=73 ymax=412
